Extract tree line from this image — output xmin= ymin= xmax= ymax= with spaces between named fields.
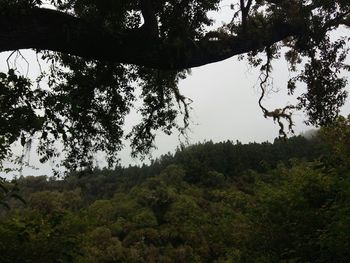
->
xmin=1 ymin=116 xmax=349 ymax=262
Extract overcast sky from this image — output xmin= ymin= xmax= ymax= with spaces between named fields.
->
xmin=1 ymin=1 xmax=350 ymax=177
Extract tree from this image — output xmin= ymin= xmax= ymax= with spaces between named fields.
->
xmin=1 ymin=0 xmax=350 ymax=172
xmin=319 ymin=115 xmax=350 ymax=165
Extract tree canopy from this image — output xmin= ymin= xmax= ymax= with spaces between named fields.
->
xmin=1 ymin=125 xmax=350 ymax=262
xmin=1 ymin=0 xmax=350 ymax=172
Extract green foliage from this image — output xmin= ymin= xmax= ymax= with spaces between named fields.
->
xmin=0 ymin=205 xmax=83 ymax=262
xmin=0 ymin=132 xmax=349 ymax=262
xmin=319 ymin=115 xmax=350 ymax=165
xmin=0 ymin=178 xmax=25 ymax=210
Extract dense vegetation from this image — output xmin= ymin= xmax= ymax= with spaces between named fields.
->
xmin=1 ymin=1 xmax=350 ymax=171
xmin=1 ymin=117 xmax=350 ymax=262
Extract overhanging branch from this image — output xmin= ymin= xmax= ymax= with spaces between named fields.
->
xmin=0 ymin=7 xmax=302 ymax=70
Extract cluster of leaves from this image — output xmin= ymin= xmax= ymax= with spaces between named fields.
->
xmin=318 ymin=115 xmax=350 ymax=166
xmin=287 ymin=1 xmax=350 ymax=124
xmin=0 ymin=69 xmax=43 ymax=163
xmin=1 ymin=119 xmax=350 ymax=262
xmin=1 ymin=0 xmax=203 ymax=172
xmin=228 ymin=0 xmax=350 ymax=131
xmin=0 ymin=55 xmax=190 ymax=172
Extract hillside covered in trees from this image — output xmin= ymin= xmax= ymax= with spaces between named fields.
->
xmin=1 ymin=117 xmax=350 ymax=262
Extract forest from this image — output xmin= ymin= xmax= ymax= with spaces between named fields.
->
xmin=1 ymin=116 xmax=350 ymax=263
xmin=1 ymin=1 xmax=350 ymax=262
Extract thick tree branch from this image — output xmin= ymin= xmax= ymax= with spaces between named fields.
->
xmin=240 ymin=0 xmax=253 ymax=30
xmin=139 ymin=0 xmax=159 ymax=37
xmin=0 ymin=7 xmax=302 ymax=70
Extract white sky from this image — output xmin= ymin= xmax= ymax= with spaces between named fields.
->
xmin=1 ymin=1 xmax=350 ymax=177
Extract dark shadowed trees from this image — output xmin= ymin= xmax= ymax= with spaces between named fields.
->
xmin=1 ymin=0 xmax=350 ymax=171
